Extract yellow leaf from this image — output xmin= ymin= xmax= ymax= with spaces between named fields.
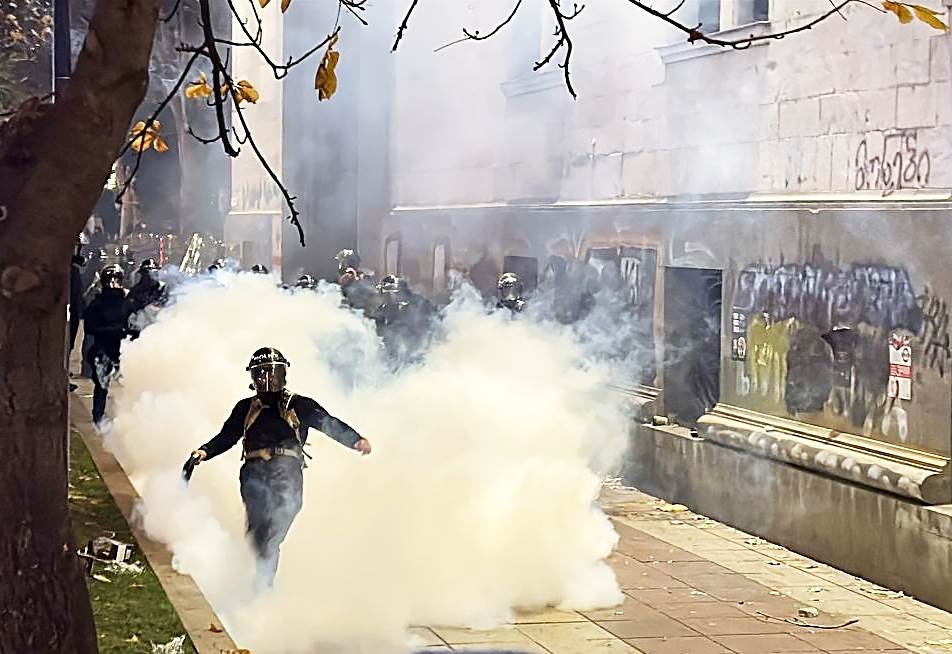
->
xmin=913 ymin=4 xmax=949 ymax=29
xmin=258 ymin=0 xmax=271 ymax=6
xmin=125 ymin=635 xmax=140 ymax=644
xmin=153 ymin=136 xmax=170 ymax=153
xmin=281 ymin=0 xmax=291 ymax=11
xmin=883 ymin=0 xmax=913 ymax=21
xmin=185 ymin=71 xmax=213 ymax=99
xmin=315 ymin=39 xmax=341 ymax=101
xmin=236 ymin=80 xmax=260 ymax=103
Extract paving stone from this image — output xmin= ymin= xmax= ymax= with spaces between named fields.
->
xmin=625 ymin=587 xmax=718 ymax=605
xmin=625 ymin=636 xmax=733 ymax=654
xmin=594 ymin=614 xmax=699 ymax=639
xmin=433 ymin=626 xmax=533 ymax=645
xmin=408 ymin=627 xmax=447 ymax=647
xmin=712 ymin=633 xmax=824 ymax=653
xmin=794 ymin=627 xmax=905 ymax=651
xmin=450 ymin=642 xmax=550 ymax=653
xmin=654 ymin=601 xmax=749 ymax=621
xmin=580 ymin=594 xmax=653 ymax=622
xmin=517 ymin=622 xmax=617 ymax=651
xmin=511 ymin=607 xmax=587 ymax=624
xmin=680 ymin=615 xmax=798 ymax=636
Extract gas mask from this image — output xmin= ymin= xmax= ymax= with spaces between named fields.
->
xmin=249 ymin=363 xmax=287 ymax=393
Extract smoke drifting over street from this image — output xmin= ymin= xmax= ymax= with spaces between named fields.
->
xmin=106 ymin=272 xmax=629 ymax=653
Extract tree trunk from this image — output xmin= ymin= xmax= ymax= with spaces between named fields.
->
xmin=0 ymin=0 xmax=162 ymax=651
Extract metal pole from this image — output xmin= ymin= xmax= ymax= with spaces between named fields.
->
xmin=53 ymin=0 xmax=71 ymax=96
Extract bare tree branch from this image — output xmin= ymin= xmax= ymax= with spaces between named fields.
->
xmin=624 ymin=0 xmax=877 ymax=49
xmin=434 ymin=0 xmax=523 ymax=52
xmin=533 ymin=0 xmax=580 ymax=98
xmin=392 ymin=0 xmax=421 ymax=52
xmin=116 ymin=49 xmax=203 ymax=206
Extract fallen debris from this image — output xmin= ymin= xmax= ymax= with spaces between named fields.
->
xmin=151 ymin=635 xmax=186 ymax=654
xmin=658 ymin=503 xmax=689 ymax=513
xmin=756 ymin=610 xmax=859 ymax=630
xmin=105 ymin=561 xmax=144 ymax=576
xmin=798 ymin=607 xmax=820 ymax=618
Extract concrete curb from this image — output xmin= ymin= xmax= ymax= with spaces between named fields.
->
xmin=70 ymin=381 xmax=240 ymax=654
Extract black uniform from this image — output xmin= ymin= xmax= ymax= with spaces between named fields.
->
xmin=83 ymin=287 xmax=128 ymax=423
xmin=124 ymin=278 xmax=167 ymax=339
xmin=199 ymin=391 xmax=363 ymax=586
xmin=69 ymin=254 xmax=86 ymax=353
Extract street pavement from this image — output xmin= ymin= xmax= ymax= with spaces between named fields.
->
xmin=70 ymin=368 xmax=952 ymax=654
xmin=408 ymin=486 xmax=952 ymax=654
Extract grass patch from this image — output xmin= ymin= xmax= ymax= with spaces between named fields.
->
xmin=69 ymin=427 xmax=198 ymax=654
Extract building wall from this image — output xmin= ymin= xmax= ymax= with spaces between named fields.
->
xmin=391 ymin=0 xmax=952 ymax=204
xmin=374 ymin=1 xmax=952 ymax=470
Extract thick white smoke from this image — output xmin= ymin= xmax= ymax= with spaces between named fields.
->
xmin=106 ymin=272 xmax=629 ymax=654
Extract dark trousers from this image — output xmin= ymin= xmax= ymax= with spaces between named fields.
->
xmin=68 ymin=310 xmax=81 ymax=355
xmin=239 ymin=456 xmax=304 ymax=588
xmin=91 ymin=352 xmax=117 ymax=423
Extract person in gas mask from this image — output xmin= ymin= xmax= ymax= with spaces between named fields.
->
xmin=251 ymin=264 xmax=270 ymax=275
xmin=185 ymin=347 xmax=372 ymax=588
xmin=294 ymin=274 xmax=316 ymax=290
xmin=125 ymin=258 xmax=168 ymax=340
xmin=335 ymin=249 xmax=376 ymax=314
xmin=83 ymin=265 xmax=128 ymax=424
xmin=496 ymin=272 xmax=527 ymax=313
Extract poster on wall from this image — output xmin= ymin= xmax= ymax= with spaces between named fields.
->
xmin=888 ymin=332 xmax=913 ymax=401
xmin=731 ymin=309 xmax=748 ymax=361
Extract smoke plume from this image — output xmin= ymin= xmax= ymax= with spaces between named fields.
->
xmin=106 ymin=272 xmax=629 ymax=654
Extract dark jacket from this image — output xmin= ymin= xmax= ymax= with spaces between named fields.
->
xmin=200 ymin=392 xmax=363 ymax=460
xmin=69 ymin=255 xmax=86 ymax=318
xmin=84 ymin=288 xmax=128 ymax=360
xmin=124 ymin=280 xmax=168 ymax=338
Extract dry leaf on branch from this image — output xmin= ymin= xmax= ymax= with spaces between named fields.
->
xmin=281 ymin=0 xmax=291 ymax=12
xmin=258 ymin=0 xmax=271 ymax=7
xmin=315 ymin=33 xmax=341 ymax=101
xmin=129 ymin=120 xmax=169 ymax=153
xmin=185 ymin=71 xmax=213 ymax=99
xmin=882 ymin=1 xmax=949 ymax=29
xmin=235 ymin=80 xmax=260 ymax=104
xmin=209 ymin=623 xmax=224 ymax=633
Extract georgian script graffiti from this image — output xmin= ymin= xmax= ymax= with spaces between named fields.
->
xmin=854 ymin=130 xmax=931 ymax=194
xmin=918 ymin=287 xmax=951 ymax=378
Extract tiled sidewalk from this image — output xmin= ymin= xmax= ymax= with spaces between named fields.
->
xmin=411 ymin=486 xmax=952 ymax=654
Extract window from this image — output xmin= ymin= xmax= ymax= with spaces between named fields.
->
xmin=698 ymin=0 xmax=720 ymax=33
xmin=433 ymin=239 xmax=450 ymax=293
xmin=698 ymin=0 xmax=769 ymax=34
xmin=384 ymin=235 xmax=401 ymax=276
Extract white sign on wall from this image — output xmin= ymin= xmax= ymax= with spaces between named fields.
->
xmin=888 ymin=332 xmax=913 ymax=401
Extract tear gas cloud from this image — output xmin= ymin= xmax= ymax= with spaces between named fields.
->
xmin=107 ymin=272 xmax=630 ymax=654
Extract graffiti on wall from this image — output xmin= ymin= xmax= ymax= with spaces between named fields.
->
xmin=854 ymin=130 xmax=931 ymax=195
xmin=732 ymin=258 xmax=931 ymax=442
xmin=918 ymin=287 xmax=951 ymax=378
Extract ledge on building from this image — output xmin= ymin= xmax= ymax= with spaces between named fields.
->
xmin=697 ymin=403 xmax=951 ymax=504
xmin=656 ymin=21 xmax=773 ymax=65
xmin=610 ymin=383 xmax=661 ymax=423
xmin=501 ymin=69 xmax=565 ymax=98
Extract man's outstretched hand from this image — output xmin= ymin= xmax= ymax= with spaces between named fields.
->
xmin=354 ymin=438 xmax=372 ymax=456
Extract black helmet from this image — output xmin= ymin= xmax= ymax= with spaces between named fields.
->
xmin=207 ymin=259 xmax=224 ymax=273
xmin=100 ymin=264 xmax=125 ymax=289
xmin=497 ymin=272 xmax=522 ymax=299
xmin=251 ymin=264 xmax=269 ymax=275
xmin=334 ymin=249 xmax=360 ymax=273
xmin=377 ymin=274 xmax=405 ymax=298
xmin=246 ymin=347 xmax=290 ymax=393
xmin=295 ymin=274 xmax=316 ymax=289
xmin=139 ymin=258 xmax=159 ymax=272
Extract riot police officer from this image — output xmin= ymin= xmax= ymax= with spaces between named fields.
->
xmin=185 ymin=347 xmax=372 ymax=587
xmin=496 ymin=272 xmax=527 ymax=313
xmin=251 ymin=264 xmax=269 ymax=275
xmin=83 ymin=265 xmax=128 ymax=424
xmin=125 ymin=258 xmax=168 ymax=339
xmin=294 ymin=274 xmax=316 ymax=290
xmin=335 ymin=249 xmax=376 ymax=314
